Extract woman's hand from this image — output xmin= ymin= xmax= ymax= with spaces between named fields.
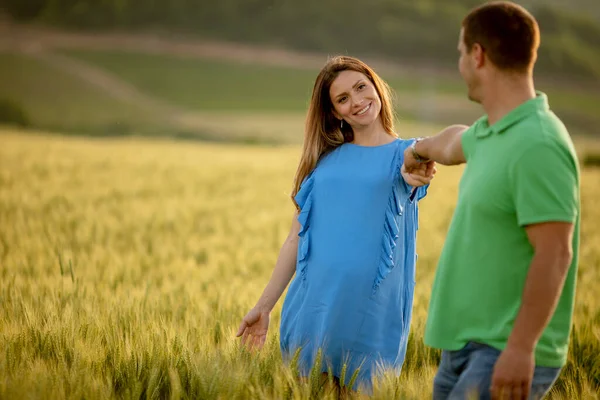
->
xmin=236 ymin=307 xmax=270 ymax=350
xmin=401 ymin=160 xmax=436 ymax=187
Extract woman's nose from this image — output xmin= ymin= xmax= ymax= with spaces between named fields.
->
xmin=352 ymin=96 xmax=364 ymax=107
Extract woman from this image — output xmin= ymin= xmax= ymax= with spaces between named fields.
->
xmin=236 ymin=56 xmax=434 ymax=392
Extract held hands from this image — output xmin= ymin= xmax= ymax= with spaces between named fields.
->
xmin=490 ymin=344 xmax=535 ymax=400
xmin=236 ymin=307 xmax=270 ymax=350
xmin=401 ymin=159 xmax=436 ymax=187
xmin=403 ymin=143 xmax=427 ymax=173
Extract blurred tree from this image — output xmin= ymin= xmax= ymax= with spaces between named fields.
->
xmin=4 ymin=0 xmax=46 ymax=21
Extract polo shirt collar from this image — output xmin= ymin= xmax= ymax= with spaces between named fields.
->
xmin=475 ymin=91 xmax=549 ymax=139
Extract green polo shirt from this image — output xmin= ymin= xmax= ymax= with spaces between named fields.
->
xmin=424 ymin=92 xmax=580 ymax=367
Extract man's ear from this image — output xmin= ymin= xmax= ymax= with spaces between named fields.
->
xmin=472 ymin=43 xmax=485 ymax=69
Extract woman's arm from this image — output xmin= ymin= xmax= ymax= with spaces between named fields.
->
xmin=236 ymin=211 xmax=301 ymax=348
xmin=254 ymin=211 xmax=300 ymax=313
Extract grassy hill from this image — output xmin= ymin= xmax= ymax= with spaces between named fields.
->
xmin=0 ymin=53 xmax=157 ymax=136
xmin=2 ymin=43 xmax=599 ymax=143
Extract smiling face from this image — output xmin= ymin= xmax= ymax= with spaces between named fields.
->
xmin=329 ymin=70 xmax=382 ymax=129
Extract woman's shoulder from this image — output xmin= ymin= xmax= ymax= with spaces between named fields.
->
xmin=316 ymin=144 xmax=345 ymax=165
xmin=395 ymin=137 xmax=416 ymax=150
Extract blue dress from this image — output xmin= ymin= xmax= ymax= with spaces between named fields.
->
xmin=279 ymin=138 xmax=428 ymax=392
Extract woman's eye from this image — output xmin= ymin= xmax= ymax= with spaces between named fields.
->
xmin=358 ymin=84 xmax=366 ymax=90
xmin=339 ymin=97 xmax=347 ymax=103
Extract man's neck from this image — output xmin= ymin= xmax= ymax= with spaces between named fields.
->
xmin=481 ymin=73 xmax=536 ymax=126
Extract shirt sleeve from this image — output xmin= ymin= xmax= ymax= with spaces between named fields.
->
xmin=511 ymin=142 xmax=579 ymax=226
xmin=460 ymin=122 xmax=478 ymax=161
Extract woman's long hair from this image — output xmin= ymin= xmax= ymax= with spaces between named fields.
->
xmin=291 ymin=56 xmax=397 ymax=210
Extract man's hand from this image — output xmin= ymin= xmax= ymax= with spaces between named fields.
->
xmin=490 ymin=344 xmax=535 ymax=400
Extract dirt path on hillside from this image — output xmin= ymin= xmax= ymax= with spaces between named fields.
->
xmin=0 ymin=20 xmax=477 ymax=137
xmin=0 ymin=21 xmax=323 ymax=134
xmin=24 ymin=47 xmax=186 ymax=118
xmin=0 ymin=21 xmax=449 ymax=77
xmin=0 ymin=22 xmax=277 ymax=132
xmin=0 ymin=23 xmax=325 ymax=69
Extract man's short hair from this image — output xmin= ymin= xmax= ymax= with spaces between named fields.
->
xmin=462 ymin=1 xmax=540 ymax=73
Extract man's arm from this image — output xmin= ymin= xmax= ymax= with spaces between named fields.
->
xmin=404 ymin=124 xmax=470 ymax=171
xmin=490 ymin=221 xmax=573 ymax=400
xmin=490 ymin=140 xmax=578 ymax=400
xmin=508 ymin=222 xmax=574 ymax=352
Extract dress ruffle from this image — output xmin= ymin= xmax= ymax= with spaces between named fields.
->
xmin=372 ymin=146 xmax=408 ymax=294
xmin=294 ymin=171 xmax=315 ymax=281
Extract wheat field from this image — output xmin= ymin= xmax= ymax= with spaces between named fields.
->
xmin=0 ymin=130 xmax=598 ymax=399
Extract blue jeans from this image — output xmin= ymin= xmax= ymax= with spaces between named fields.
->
xmin=433 ymin=342 xmax=562 ymax=400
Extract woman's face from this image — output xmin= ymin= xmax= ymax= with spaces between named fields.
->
xmin=329 ymin=70 xmax=382 ymax=129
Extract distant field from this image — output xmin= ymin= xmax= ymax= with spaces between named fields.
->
xmin=62 ymin=49 xmax=600 ymax=119
xmin=0 ymin=51 xmax=453 ymax=142
xmin=1 ymin=129 xmax=598 ymax=399
xmin=60 ymin=50 xmax=316 ymax=112
xmin=61 ymin=49 xmax=478 ymax=122
xmin=1 ymin=47 xmax=599 ymax=142
xmin=0 ymin=53 xmax=156 ymax=134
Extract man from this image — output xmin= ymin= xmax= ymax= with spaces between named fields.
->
xmin=402 ymin=2 xmax=581 ymax=399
